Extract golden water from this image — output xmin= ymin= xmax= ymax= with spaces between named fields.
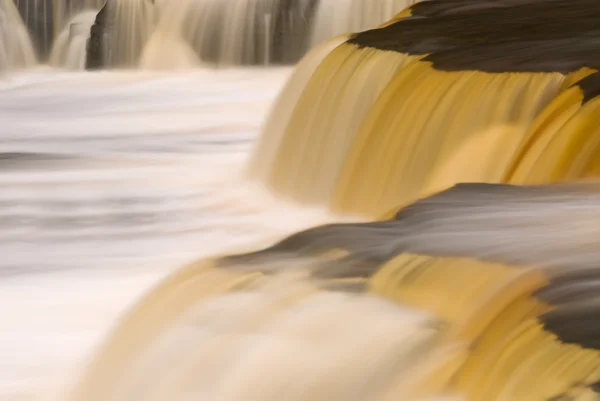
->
xmin=252 ymin=28 xmax=600 ymax=217
xmin=62 ymin=181 xmax=600 ymax=401
xmin=507 ymin=72 xmax=600 ymax=184
xmin=333 ymin=65 xmax=565 ymax=215
xmin=3 ymin=2 xmax=600 ymax=401
xmin=247 ymin=34 xmax=352 ymax=178
xmin=257 ymin=44 xmax=415 ymax=206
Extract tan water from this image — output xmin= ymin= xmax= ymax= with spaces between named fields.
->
xmin=0 ymin=0 xmax=38 ymax=72
xmin=12 ymin=0 xmax=104 ymax=58
xmin=141 ymin=0 xmax=294 ymax=67
xmin=49 ymin=10 xmax=97 ymax=69
xmin=3 ymin=0 xmax=422 ymax=70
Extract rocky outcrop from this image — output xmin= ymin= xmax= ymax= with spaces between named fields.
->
xmin=85 ymin=0 xmax=107 ymax=70
xmin=271 ymin=0 xmax=320 ymax=64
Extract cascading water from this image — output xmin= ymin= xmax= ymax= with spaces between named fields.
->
xmin=4 ymin=1 xmax=600 ymax=401
xmin=12 ymin=0 xmax=53 ymax=57
xmin=60 ymin=2 xmax=600 ymax=401
xmin=250 ymin=0 xmax=600 ymax=217
xmin=1 ymin=0 xmax=425 ymax=72
xmin=64 ymin=181 xmax=600 ymax=401
xmin=100 ymin=0 xmax=155 ymax=68
xmin=13 ymin=0 xmax=104 ymax=59
xmin=0 ymin=0 xmax=37 ymax=73
xmin=140 ymin=0 xmax=318 ymax=68
xmin=49 ymin=10 xmax=97 ymax=69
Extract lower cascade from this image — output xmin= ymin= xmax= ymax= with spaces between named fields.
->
xmin=4 ymin=1 xmax=600 ymax=401
xmin=66 ymin=181 xmax=600 ymax=401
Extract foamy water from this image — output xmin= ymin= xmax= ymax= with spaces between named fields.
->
xmin=0 ymin=67 xmax=352 ymax=400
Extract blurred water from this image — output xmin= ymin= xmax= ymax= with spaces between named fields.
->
xmin=0 ymin=67 xmax=345 ymax=400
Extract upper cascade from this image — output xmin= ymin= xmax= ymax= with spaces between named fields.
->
xmin=0 ymin=0 xmax=421 ymax=72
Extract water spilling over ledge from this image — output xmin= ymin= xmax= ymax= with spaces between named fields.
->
xmin=3 ymin=1 xmax=600 ymax=401
xmin=0 ymin=0 xmax=421 ymax=72
xmin=251 ymin=0 xmax=600 ymax=216
xmin=61 ymin=1 xmax=600 ymax=401
xmin=64 ymin=182 xmax=600 ymax=401
xmin=0 ymin=0 xmax=38 ymax=73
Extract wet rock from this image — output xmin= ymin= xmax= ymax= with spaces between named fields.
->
xmin=85 ymin=0 xmax=107 ymax=69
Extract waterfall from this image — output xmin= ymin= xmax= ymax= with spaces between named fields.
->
xmin=1 ymin=0 xmax=423 ymax=71
xmin=0 ymin=0 xmax=37 ymax=73
xmin=6 ymin=2 xmax=600 ymax=401
xmin=49 ymin=10 xmax=97 ymax=69
xmin=13 ymin=0 xmax=104 ymax=59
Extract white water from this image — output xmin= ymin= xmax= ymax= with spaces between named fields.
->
xmin=0 ymin=67 xmax=355 ymax=400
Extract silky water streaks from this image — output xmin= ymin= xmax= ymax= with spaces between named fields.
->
xmin=61 ymin=4 xmax=600 ymax=401
xmin=8 ymin=2 xmax=600 ymax=401
xmin=249 ymin=0 xmax=600 ymax=217
xmin=1 ymin=0 xmax=425 ymax=71
xmin=0 ymin=0 xmax=37 ymax=73
xmin=49 ymin=9 xmax=98 ymax=69
xmin=65 ymin=180 xmax=600 ymax=401
xmin=12 ymin=0 xmax=105 ymax=60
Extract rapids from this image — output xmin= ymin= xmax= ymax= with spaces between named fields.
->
xmin=0 ymin=67 xmax=353 ymax=400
